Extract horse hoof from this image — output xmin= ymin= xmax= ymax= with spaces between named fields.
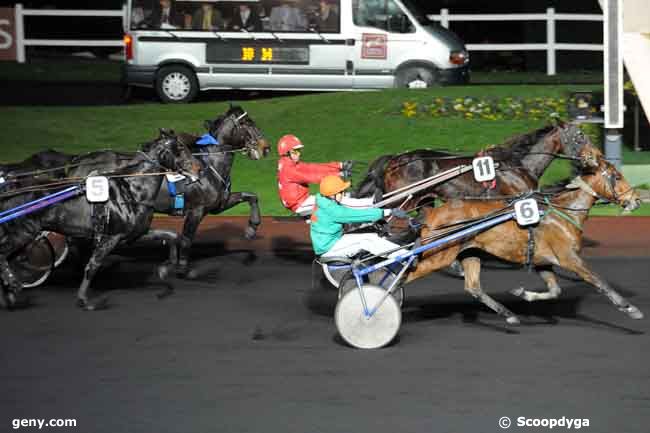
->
xmin=244 ymin=226 xmax=257 ymax=240
xmin=623 ymin=305 xmax=643 ymax=319
xmin=157 ymin=264 xmax=171 ymax=281
xmin=506 ymin=315 xmax=521 ymax=325
xmin=77 ymin=297 xmax=109 ymax=311
xmin=509 ymin=287 xmax=525 ymax=298
xmin=5 ymin=292 xmax=30 ymax=310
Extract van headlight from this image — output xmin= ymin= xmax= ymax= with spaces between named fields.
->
xmin=450 ymin=50 xmax=469 ymax=65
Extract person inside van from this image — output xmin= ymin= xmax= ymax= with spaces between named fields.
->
xmin=230 ymin=3 xmax=262 ymax=32
xmin=269 ymin=0 xmax=307 ymax=31
xmin=149 ymin=0 xmax=182 ymax=29
xmin=192 ymin=2 xmax=225 ymax=30
xmin=316 ymin=0 xmax=339 ymax=32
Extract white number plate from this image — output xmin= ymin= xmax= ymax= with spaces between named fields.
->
xmin=86 ymin=176 xmax=109 ymax=202
xmin=165 ymin=173 xmax=186 ymax=183
xmin=514 ymin=198 xmax=540 ymax=226
xmin=472 ymin=156 xmax=495 ymax=182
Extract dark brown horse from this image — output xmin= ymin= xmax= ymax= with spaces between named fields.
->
xmin=355 ymin=122 xmax=590 ymax=206
xmin=405 ymin=146 xmax=642 ymax=325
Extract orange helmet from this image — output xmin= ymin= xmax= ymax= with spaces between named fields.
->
xmin=320 ymin=175 xmax=350 ymax=197
xmin=277 ymin=134 xmax=304 ymax=155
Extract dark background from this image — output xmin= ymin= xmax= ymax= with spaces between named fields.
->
xmin=0 ymin=0 xmax=604 ymax=71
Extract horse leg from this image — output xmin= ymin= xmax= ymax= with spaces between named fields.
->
xmin=139 ymin=229 xmax=179 ymax=298
xmin=511 ymin=265 xmax=562 ymax=301
xmin=139 ymin=229 xmax=179 ymax=271
xmin=177 ymin=207 xmax=206 ymax=278
xmin=221 ymin=192 xmax=261 ymax=240
xmin=0 ymin=255 xmax=29 ymax=309
xmin=77 ymin=235 xmax=122 ymax=311
xmin=462 ymin=257 xmax=520 ymax=325
xmin=559 ymin=254 xmax=643 ymax=319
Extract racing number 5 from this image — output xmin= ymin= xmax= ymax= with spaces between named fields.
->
xmin=86 ymin=176 xmax=109 ymax=203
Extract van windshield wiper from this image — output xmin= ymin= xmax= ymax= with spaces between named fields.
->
xmin=309 ymin=27 xmax=330 ymax=44
xmin=212 ymin=31 xmax=226 ymax=41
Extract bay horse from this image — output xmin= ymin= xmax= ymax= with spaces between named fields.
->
xmin=0 ymin=131 xmax=199 ymax=310
xmin=405 ymin=147 xmax=642 ymax=325
xmin=355 ymin=121 xmax=592 ymax=284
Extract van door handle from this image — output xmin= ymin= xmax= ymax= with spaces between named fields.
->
xmin=346 ymin=61 xmax=354 ymax=74
xmin=345 ymin=39 xmax=355 ymax=46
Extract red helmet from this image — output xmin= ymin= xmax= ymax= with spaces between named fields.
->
xmin=277 ymin=134 xmax=304 ymax=155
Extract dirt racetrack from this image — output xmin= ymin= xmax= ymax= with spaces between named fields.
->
xmin=151 ymin=215 xmax=650 ymax=257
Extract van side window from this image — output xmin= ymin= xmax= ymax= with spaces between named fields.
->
xmin=268 ymin=0 xmax=308 ymax=32
xmin=353 ymin=0 xmax=415 ymax=33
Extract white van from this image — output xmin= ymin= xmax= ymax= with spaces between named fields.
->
xmin=123 ymin=0 xmax=469 ymax=103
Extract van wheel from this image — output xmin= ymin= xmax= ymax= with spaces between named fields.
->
xmin=395 ymin=66 xmax=437 ymax=89
xmin=156 ymin=65 xmax=198 ymax=103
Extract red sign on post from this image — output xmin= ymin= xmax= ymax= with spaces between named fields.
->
xmin=361 ymin=33 xmax=387 ymax=60
xmin=0 ymin=8 xmax=16 ymax=61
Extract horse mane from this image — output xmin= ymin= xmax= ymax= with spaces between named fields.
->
xmin=488 ymin=124 xmax=555 ymax=163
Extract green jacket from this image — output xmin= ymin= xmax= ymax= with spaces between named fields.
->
xmin=310 ymin=194 xmax=384 ymax=255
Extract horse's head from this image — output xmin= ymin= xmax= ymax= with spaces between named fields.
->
xmin=556 ymin=122 xmax=592 ymax=157
xmin=204 ymin=105 xmax=270 ymax=160
xmin=570 ymin=149 xmax=640 ymax=213
xmin=142 ymin=130 xmax=201 ymax=181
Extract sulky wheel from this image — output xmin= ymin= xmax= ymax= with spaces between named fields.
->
xmin=338 ymin=269 xmax=404 ymax=307
xmin=9 ymin=235 xmax=55 ymax=288
xmin=321 ymin=259 xmax=352 ymax=289
xmin=335 ymin=284 xmax=401 ymax=349
xmin=42 ymin=231 xmax=69 ymax=268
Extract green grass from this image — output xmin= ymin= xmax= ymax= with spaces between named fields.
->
xmin=1 ymin=85 xmax=646 ymax=216
xmin=590 ymin=203 xmax=650 ymax=216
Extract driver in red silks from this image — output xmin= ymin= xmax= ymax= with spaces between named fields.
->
xmin=276 ymin=134 xmax=374 ymax=216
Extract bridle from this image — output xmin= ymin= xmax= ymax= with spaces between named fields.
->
xmin=212 ymin=110 xmax=265 ymax=159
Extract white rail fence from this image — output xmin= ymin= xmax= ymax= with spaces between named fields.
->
xmin=14 ymin=4 xmax=603 ymax=75
xmin=429 ymin=8 xmax=604 ymax=75
xmin=14 ymin=3 xmax=128 ymax=63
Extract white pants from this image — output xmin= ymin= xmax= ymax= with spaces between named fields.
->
xmin=294 ymin=194 xmax=375 ymax=217
xmin=322 ymin=233 xmax=409 ymax=259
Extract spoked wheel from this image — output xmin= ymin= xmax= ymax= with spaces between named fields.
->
xmin=338 ymin=266 xmax=405 ymax=307
xmin=321 ymin=259 xmax=353 ymax=288
xmin=9 ymin=235 xmax=55 ymax=288
xmin=335 ymin=284 xmax=401 ymax=349
xmin=42 ymin=231 xmax=69 ymax=268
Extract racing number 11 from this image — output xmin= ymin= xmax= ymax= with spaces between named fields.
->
xmin=472 ymin=156 xmax=495 ymax=182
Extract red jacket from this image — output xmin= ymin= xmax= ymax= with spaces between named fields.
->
xmin=277 ymin=157 xmax=341 ymax=211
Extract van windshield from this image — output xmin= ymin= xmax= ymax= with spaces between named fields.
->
xmin=398 ymin=0 xmax=434 ymax=26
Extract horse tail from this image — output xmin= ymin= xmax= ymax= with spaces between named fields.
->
xmin=353 ymin=154 xmax=394 ymax=199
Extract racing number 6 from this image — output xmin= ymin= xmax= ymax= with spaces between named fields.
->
xmin=86 ymin=176 xmax=109 ymax=203
xmin=514 ymin=198 xmax=540 ymax=226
